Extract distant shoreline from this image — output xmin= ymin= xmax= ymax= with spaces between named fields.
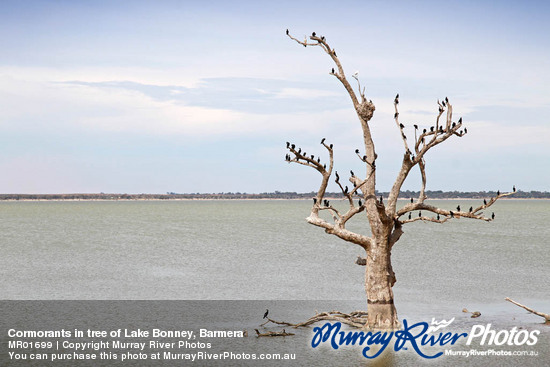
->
xmin=0 ymin=191 xmax=548 ymax=201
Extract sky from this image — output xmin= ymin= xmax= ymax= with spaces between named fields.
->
xmin=0 ymin=0 xmax=549 ymax=194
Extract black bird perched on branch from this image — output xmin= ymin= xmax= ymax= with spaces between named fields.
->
xmin=344 ymin=186 xmax=348 ymax=194
xmin=492 ymin=212 xmax=495 ymax=220
xmin=445 ymin=96 xmax=449 ymax=104
xmin=497 ymin=190 xmax=500 ymax=196
xmin=324 ymin=199 xmax=329 ymax=207
xmin=410 ymin=198 xmax=413 ymax=203
xmin=321 ymin=138 xmax=325 ymax=144
xmin=394 ymin=93 xmax=399 ymax=104
xmin=450 ymin=211 xmax=454 ymax=218
xmin=264 ymin=309 xmax=269 ymax=319
xmin=329 ymin=144 xmax=333 ymax=149
xmin=335 ymin=171 xmax=340 ymax=182
xmin=437 ymin=214 xmax=440 ymax=220
xmin=394 ymin=112 xmax=399 ymax=118
xmin=430 ymin=126 xmax=434 ymax=132
xmin=456 ymin=205 xmax=461 ymax=212
xmin=298 ymin=148 xmax=301 ymax=153
xmin=464 ymin=128 xmax=467 ymax=134
xmin=469 ymin=206 xmax=473 ymax=212
xmin=286 ymin=29 xmax=289 ymax=35
xmin=355 ymin=149 xmax=360 ymax=154
xmin=323 ymin=164 xmax=326 ymax=169
xmin=458 ymin=117 xmax=462 ymax=124
xmin=452 ymin=122 xmax=456 ymax=128
xmin=399 ymin=123 xmax=405 ymax=129
xmin=331 ymin=67 xmax=334 ymax=73
xmin=423 ymin=128 xmax=427 ymax=134
xmin=317 ymin=157 xmax=320 ymax=163
xmin=484 ymin=199 xmax=487 ymax=205
xmin=358 ymin=199 xmax=362 ymax=207
xmin=408 ymin=213 xmax=412 ymax=220
xmin=291 ymin=144 xmax=295 ymax=149
xmin=513 ymin=185 xmax=516 ymax=192
xmin=379 ymin=196 xmax=383 ymax=204
xmin=362 ymin=155 xmax=367 ymax=162
xmin=419 ymin=211 xmax=422 ymax=217
xmin=414 ymin=124 xmax=418 ymax=130
xmin=350 ymin=170 xmax=355 ymax=177
xmin=286 ymin=142 xmax=290 ymax=148
xmin=313 ymin=198 xmax=317 ymax=205
xmin=312 ymin=32 xmax=316 ymax=37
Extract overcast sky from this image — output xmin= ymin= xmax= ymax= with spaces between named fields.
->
xmin=0 ymin=0 xmax=548 ymax=194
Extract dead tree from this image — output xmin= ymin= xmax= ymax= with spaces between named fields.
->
xmin=284 ymin=30 xmax=514 ymax=330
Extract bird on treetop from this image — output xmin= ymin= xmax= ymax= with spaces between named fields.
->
xmin=263 ymin=309 xmax=269 ymax=319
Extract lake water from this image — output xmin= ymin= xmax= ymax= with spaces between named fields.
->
xmin=0 ymin=199 xmax=549 ymax=366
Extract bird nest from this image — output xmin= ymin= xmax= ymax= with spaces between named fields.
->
xmin=357 ymin=100 xmax=375 ymax=121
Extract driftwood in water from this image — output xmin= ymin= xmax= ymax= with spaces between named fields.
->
xmin=505 ymin=297 xmax=550 ymax=324
xmin=462 ymin=308 xmax=481 ymax=318
xmin=254 ymin=329 xmax=294 ymax=337
xmin=261 ymin=310 xmax=368 ymax=329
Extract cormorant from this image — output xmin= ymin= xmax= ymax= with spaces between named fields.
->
xmin=298 ymin=148 xmax=301 ymax=153
xmin=445 ymin=96 xmax=449 ymax=104
xmin=310 ymin=155 xmax=314 ymax=160
xmin=329 ymin=144 xmax=333 ymax=149
xmin=321 ymin=138 xmax=326 ymax=144
xmin=439 ymin=126 xmax=444 ymax=133
xmin=317 ymin=157 xmax=320 ymax=163
xmin=423 ymin=128 xmax=427 ymax=134
xmin=411 ymin=155 xmax=415 ymax=161
xmin=363 ymin=155 xmax=367 ymax=162
xmin=402 ymin=134 xmax=407 ymax=139
xmin=469 ymin=206 xmax=473 ymax=212
xmin=379 ymin=196 xmax=383 ymax=204
xmin=394 ymin=93 xmax=399 ymax=104
xmin=430 ymin=126 xmax=434 ymax=132
xmin=497 ymin=190 xmax=500 ymax=196
xmin=264 ymin=309 xmax=269 ymax=319
xmin=458 ymin=117 xmax=462 ymax=124
xmin=399 ymin=123 xmax=404 ymax=129
xmin=291 ymin=144 xmax=295 ymax=149
xmin=452 ymin=122 xmax=456 ymax=128
xmin=323 ymin=164 xmax=326 ymax=169
xmin=464 ymin=128 xmax=467 ymax=134
xmin=437 ymin=214 xmax=440 ymax=220
xmin=331 ymin=67 xmax=335 ymax=73
xmin=326 ymin=200 xmax=330 ymax=207
xmin=409 ymin=213 xmax=412 ymax=219
xmin=333 ymin=50 xmax=336 ymax=57
xmin=414 ymin=124 xmax=418 ymax=129
xmin=355 ymin=149 xmax=360 ymax=154
xmin=484 ymin=199 xmax=487 ymax=205
xmin=344 ymin=186 xmax=348 ymax=194
xmin=492 ymin=212 xmax=495 ymax=220
xmin=313 ymin=198 xmax=317 ymax=205
xmin=321 ymin=36 xmax=325 ymax=41
xmin=324 ymin=199 xmax=329 ymax=207
xmin=286 ymin=29 xmax=289 ymax=35
xmin=450 ymin=211 xmax=454 ymax=217
xmin=335 ymin=171 xmax=340 ymax=182
xmin=358 ymin=199 xmax=362 ymax=206
xmin=419 ymin=211 xmax=422 ymax=217
xmin=513 ymin=185 xmax=516 ymax=192
xmin=439 ymin=107 xmax=444 ymax=113
xmin=312 ymin=32 xmax=316 ymax=37
xmin=394 ymin=112 xmax=399 ymax=118
xmin=410 ymin=198 xmax=413 ymax=203
xmin=350 ymin=170 xmax=355 ymax=177
xmin=457 ymin=205 xmax=461 ymax=212
xmin=286 ymin=142 xmax=290 ymax=148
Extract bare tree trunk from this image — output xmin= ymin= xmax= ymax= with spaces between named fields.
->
xmin=365 ymin=235 xmax=399 ymax=330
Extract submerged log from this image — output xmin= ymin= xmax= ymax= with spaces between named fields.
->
xmin=261 ymin=310 xmax=368 ymax=329
xmin=254 ymin=329 xmax=294 ymax=337
xmin=505 ymin=297 xmax=550 ymax=324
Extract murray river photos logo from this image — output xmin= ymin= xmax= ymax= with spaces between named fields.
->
xmin=311 ymin=318 xmax=540 ymax=359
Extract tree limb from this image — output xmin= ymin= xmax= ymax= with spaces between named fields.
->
xmin=505 ymin=297 xmax=550 ymax=324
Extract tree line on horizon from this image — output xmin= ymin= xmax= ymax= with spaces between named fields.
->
xmin=0 ymin=190 xmax=548 ymax=200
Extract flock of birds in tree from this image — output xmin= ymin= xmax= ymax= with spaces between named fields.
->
xmin=284 ymin=30 xmax=515 ymax=223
